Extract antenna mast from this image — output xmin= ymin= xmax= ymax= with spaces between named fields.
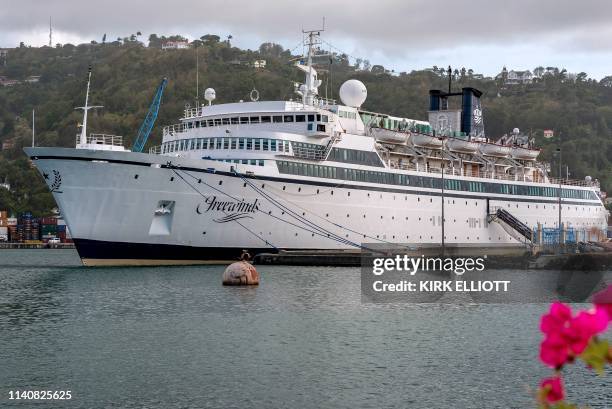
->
xmin=49 ymin=17 xmax=52 ymax=47
xmin=195 ymin=42 xmax=199 ymax=108
xmin=75 ymin=66 xmax=103 ymax=148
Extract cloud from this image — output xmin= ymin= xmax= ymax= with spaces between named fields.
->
xmin=1 ymin=0 xmax=612 ymax=77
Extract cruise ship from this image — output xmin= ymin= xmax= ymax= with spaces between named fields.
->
xmin=25 ymin=31 xmax=608 ymax=266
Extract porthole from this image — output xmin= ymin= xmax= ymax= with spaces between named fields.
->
xmin=326 ymin=213 xmax=329 ymax=217
xmin=261 ymin=184 xmax=265 ymax=189
xmin=430 ymin=198 xmax=432 ymax=203
xmin=316 ymin=189 xmax=319 ymax=194
xmin=418 ymin=197 xmax=420 ymax=202
xmin=298 ymin=187 xmax=301 ymax=192
xmin=170 ymin=177 xmax=174 ymax=181
xmin=283 ymin=186 xmax=286 ymax=191
xmin=243 ymin=183 xmax=247 ymax=187
xmin=134 ymin=174 xmax=139 ymax=179
xmin=348 ymin=192 xmax=351 ymax=196
xmin=198 ymin=179 xmax=202 ymax=184
xmin=218 ymin=180 xmax=223 ymax=185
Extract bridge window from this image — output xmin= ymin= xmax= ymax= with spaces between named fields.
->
xmin=231 ymin=117 xmax=239 ymax=124
xmin=222 ymin=118 xmax=230 ymax=125
xmin=250 ymin=116 xmax=260 ymax=123
xmin=240 ymin=117 xmax=249 ymax=124
xmin=284 ymin=115 xmax=294 ymax=122
xmin=273 ymin=115 xmax=283 ymax=123
xmin=308 ymin=114 xmax=315 ymax=122
xmin=296 ymin=115 xmax=306 ymax=122
xmin=261 ymin=116 xmax=271 ymax=123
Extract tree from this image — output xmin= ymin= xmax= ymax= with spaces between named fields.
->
xmin=371 ymin=65 xmax=386 ymax=74
xmin=576 ymin=72 xmax=588 ymax=82
xmin=534 ymin=66 xmax=545 ymax=77
xmin=201 ymin=34 xmax=220 ymax=46
xmin=600 ymin=76 xmax=612 ymax=87
xmin=258 ymin=42 xmax=284 ymax=58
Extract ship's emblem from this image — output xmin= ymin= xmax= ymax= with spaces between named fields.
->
xmin=196 ymin=196 xmax=259 ymax=223
xmin=473 ymin=108 xmax=482 ymax=124
xmin=49 ymin=170 xmax=63 ymax=193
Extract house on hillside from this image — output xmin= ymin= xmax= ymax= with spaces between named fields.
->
xmin=497 ymin=67 xmax=533 ymax=85
xmin=25 ymin=75 xmax=41 ymax=83
xmin=161 ymin=41 xmax=190 ymax=50
xmin=0 ymin=76 xmax=19 ymax=86
xmin=253 ymin=59 xmax=267 ymax=68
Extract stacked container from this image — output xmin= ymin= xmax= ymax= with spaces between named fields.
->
xmin=41 ymin=217 xmax=58 ymax=242
xmin=0 ymin=210 xmax=8 ymax=241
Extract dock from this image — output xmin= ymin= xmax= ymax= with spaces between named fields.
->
xmin=0 ymin=242 xmax=75 ymax=249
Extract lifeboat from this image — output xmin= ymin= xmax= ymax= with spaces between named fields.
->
xmin=478 ymin=141 xmax=511 ymax=157
xmin=446 ymin=137 xmax=479 ymax=154
xmin=412 ymin=133 xmax=445 ymax=149
xmin=369 ymin=126 xmax=409 ymax=144
xmin=511 ymin=146 xmax=540 ymax=160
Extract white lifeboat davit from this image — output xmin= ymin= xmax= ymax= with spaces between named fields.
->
xmin=446 ymin=137 xmax=479 ymax=154
xmin=369 ymin=126 xmax=409 ymax=144
xmin=511 ymin=146 xmax=540 ymax=160
xmin=412 ymin=133 xmax=445 ymax=149
xmin=479 ymin=141 xmax=511 ymax=157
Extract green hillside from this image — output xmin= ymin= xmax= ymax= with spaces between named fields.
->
xmin=1 ymin=35 xmax=611 ymax=215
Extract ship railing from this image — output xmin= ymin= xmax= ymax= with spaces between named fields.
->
xmin=388 ymin=160 xmax=598 ymax=187
xmin=162 ymin=123 xmax=188 ymax=137
xmin=76 ymin=133 xmax=124 ymax=146
xmin=292 ymin=145 xmax=327 ymax=160
xmin=148 ymin=145 xmax=162 ymax=155
xmin=182 ymin=107 xmax=201 ymax=119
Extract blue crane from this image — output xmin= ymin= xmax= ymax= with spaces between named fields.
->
xmin=132 ymin=77 xmax=168 ymax=153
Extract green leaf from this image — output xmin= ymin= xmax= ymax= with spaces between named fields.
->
xmin=579 ymin=338 xmax=609 ymax=375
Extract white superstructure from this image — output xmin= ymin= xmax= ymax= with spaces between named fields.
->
xmin=25 ymin=31 xmax=608 ymax=266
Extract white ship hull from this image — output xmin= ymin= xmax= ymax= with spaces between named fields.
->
xmin=25 ymin=147 xmax=607 ymax=266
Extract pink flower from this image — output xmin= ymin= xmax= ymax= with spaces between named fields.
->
xmin=540 ymin=376 xmax=565 ymax=403
xmin=563 ymin=309 xmax=609 ymax=355
xmin=593 ymin=284 xmax=612 ymax=321
xmin=540 ymin=332 xmax=569 ymax=368
xmin=540 ymin=302 xmax=572 ymax=335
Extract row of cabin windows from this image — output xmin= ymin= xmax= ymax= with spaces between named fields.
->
xmin=276 ymin=160 xmax=598 ymax=200
xmin=338 ymin=110 xmax=357 ymax=119
xmin=162 ymin=137 xmax=292 ymax=154
xmin=213 ymin=158 xmax=265 ymax=166
xmin=184 ymin=113 xmax=329 ymax=129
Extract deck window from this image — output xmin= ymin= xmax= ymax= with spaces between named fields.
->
xmin=273 ymin=115 xmax=283 ymax=123
xmin=308 ymin=114 xmax=315 ymax=122
xmin=270 ymin=140 xmax=277 ymax=151
xmin=296 ymin=115 xmax=306 ymax=122
xmin=240 ymin=117 xmax=249 ymax=124
xmin=230 ymin=139 xmax=237 ymax=149
xmin=246 ymin=139 xmax=252 ymax=150
xmin=239 ymin=138 xmax=245 ymax=149
xmin=214 ymin=118 xmax=221 ymax=126
xmin=231 ymin=117 xmax=239 ymax=124
xmin=284 ymin=115 xmax=294 ymax=122
xmin=254 ymin=139 xmax=261 ymax=150
xmin=261 ymin=115 xmax=271 ymax=123
xmin=250 ymin=116 xmax=260 ymax=123
xmin=222 ymin=118 xmax=230 ymax=125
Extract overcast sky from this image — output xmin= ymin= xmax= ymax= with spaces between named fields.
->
xmin=1 ymin=0 xmax=611 ymax=79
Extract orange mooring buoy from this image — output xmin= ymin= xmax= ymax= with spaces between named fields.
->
xmin=222 ymin=251 xmax=259 ymax=286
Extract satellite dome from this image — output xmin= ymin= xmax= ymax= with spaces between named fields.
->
xmin=339 ymin=79 xmax=367 ymax=108
xmin=585 ymin=176 xmax=592 ymax=182
xmin=204 ymin=88 xmax=216 ymax=103
xmin=512 ymin=127 xmax=520 ymax=134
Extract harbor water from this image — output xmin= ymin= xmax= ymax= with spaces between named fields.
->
xmin=1 ymin=250 xmax=610 ymax=408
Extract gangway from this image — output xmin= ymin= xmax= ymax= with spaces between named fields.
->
xmin=488 ymin=207 xmax=533 ymax=242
